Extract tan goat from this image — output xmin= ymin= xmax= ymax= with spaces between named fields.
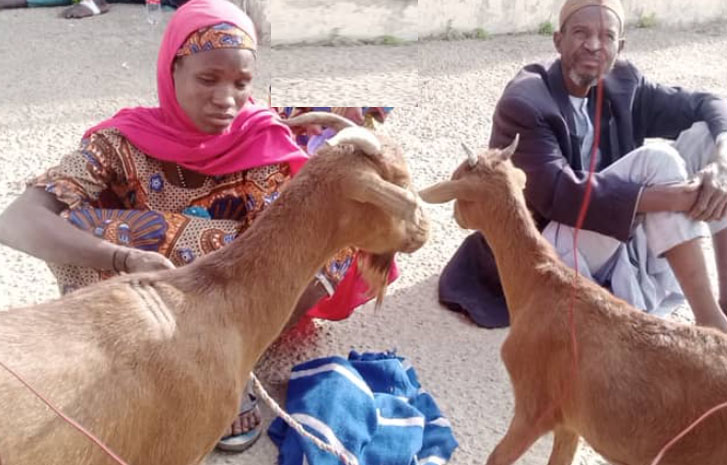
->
xmin=0 ymin=112 xmax=429 ymax=465
xmin=420 ymin=139 xmax=727 ymax=465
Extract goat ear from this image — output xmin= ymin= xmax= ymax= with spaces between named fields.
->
xmin=419 ymin=180 xmax=477 ymax=204
xmin=348 ymin=171 xmax=421 ymax=223
xmin=512 ymin=167 xmax=527 ymax=190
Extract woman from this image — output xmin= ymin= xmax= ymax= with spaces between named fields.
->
xmin=0 ymin=0 xmax=384 ymax=454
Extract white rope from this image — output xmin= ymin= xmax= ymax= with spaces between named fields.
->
xmin=250 ymin=373 xmax=358 ymax=465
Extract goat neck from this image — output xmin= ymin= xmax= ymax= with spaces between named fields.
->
xmin=179 ymin=174 xmax=342 ymax=361
xmin=471 ymin=177 xmax=556 ymax=316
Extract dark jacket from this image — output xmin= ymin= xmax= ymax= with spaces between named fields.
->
xmin=440 ymin=58 xmax=727 ymax=328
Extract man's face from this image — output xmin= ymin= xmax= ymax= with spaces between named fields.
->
xmin=554 ymin=6 xmax=624 ymax=96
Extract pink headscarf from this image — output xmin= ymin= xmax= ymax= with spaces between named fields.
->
xmin=84 ymin=0 xmax=307 ymax=176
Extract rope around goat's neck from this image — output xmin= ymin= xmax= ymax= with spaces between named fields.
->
xmin=250 ymin=373 xmax=359 ymax=465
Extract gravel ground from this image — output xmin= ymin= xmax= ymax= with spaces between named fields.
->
xmin=0 ymin=5 xmax=726 ymax=464
xmin=271 ymin=43 xmax=417 ymax=106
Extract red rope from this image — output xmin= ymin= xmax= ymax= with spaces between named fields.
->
xmin=0 ymin=359 xmax=130 ymax=465
xmin=650 ymin=400 xmax=727 ymax=465
xmin=567 ymin=58 xmax=607 ymax=385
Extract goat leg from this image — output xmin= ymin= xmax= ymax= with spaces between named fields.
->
xmin=547 ymin=426 xmax=579 ymax=465
xmin=485 ymin=409 xmax=547 ymax=465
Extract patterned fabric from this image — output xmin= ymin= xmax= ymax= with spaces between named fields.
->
xmin=176 ymin=22 xmax=256 ymax=57
xmin=31 ymin=128 xmax=351 ymax=295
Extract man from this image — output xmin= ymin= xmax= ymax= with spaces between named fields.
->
xmin=439 ymin=0 xmax=727 ymax=332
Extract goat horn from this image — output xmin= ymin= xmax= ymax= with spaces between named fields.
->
xmin=326 ymin=126 xmax=382 ymax=156
xmin=281 ymin=111 xmax=357 ymax=131
xmin=349 ymin=171 xmax=420 ymax=223
xmin=500 ymin=133 xmax=520 ymax=160
xmin=462 ymin=142 xmax=478 ymax=168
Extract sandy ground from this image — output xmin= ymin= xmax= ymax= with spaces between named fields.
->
xmin=1 ymin=4 xmax=726 ymax=464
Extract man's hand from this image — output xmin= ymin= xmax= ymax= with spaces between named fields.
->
xmin=689 ymin=161 xmax=727 ymax=222
xmin=121 ymin=249 xmax=176 ymax=273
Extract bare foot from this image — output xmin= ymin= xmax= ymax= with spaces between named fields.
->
xmin=61 ymin=0 xmax=109 ymax=18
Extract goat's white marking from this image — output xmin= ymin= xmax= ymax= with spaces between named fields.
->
xmin=290 ymin=363 xmax=373 ymax=398
xmin=290 ymin=413 xmax=360 ymax=465
xmin=326 ymin=126 xmax=382 ymax=155
xmin=128 ymin=281 xmax=176 ymax=340
xmin=376 ymin=409 xmax=425 ymax=428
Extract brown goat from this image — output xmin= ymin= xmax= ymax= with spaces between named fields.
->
xmin=420 ymin=139 xmax=727 ymax=465
xmin=0 ymin=113 xmax=429 ymax=465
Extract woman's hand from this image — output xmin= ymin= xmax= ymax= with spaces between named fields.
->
xmin=116 ymin=248 xmax=176 ymax=273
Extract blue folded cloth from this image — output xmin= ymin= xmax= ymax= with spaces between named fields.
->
xmin=268 ymin=350 xmax=458 ymax=465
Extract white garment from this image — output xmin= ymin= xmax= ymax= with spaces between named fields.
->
xmin=568 ymin=95 xmax=601 ymax=170
xmin=544 ymin=122 xmax=727 ymax=316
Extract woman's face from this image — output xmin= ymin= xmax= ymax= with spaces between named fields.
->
xmin=173 ymin=48 xmax=255 ymax=134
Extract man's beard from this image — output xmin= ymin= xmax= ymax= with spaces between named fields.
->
xmin=568 ymin=68 xmax=599 ymax=89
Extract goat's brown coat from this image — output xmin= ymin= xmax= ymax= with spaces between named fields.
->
xmin=421 ymin=147 xmax=727 ymax=465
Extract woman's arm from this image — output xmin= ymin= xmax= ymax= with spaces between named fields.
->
xmin=0 ymin=187 xmax=174 ymax=273
xmin=0 ymin=187 xmax=119 ymax=270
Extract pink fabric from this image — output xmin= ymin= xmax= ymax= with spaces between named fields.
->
xmin=84 ymin=0 xmax=306 ymax=176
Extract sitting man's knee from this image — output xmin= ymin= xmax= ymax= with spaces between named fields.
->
xmin=633 ymin=142 xmax=688 ymax=184
xmin=684 ymin=121 xmax=711 ymax=140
